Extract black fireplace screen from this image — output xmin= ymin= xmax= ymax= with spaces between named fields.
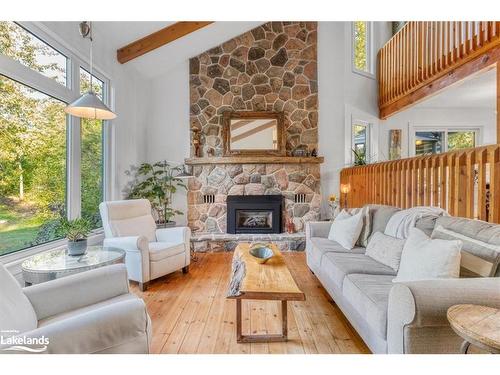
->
xmin=227 ymin=195 xmax=282 ymax=234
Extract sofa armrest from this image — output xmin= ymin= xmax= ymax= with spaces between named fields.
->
xmin=156 ymin=226 xmax=190 ymax=245
xmin=305 ymin=221 xmax=332 ymax=239
xmin=23 ymin=264 xmax=130 ymax=321
xmin=0 ymin=298 xmax=150 ymax=354
xmin=103 ymin=235 xmax=148 ymax=253
xmin=387 ymin=277 xmax=500 ymax=353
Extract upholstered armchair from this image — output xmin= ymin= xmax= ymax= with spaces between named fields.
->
xmin=99 ymin=199 xmax=191 ymax=291
xmin=0 ymin=263 xmax=151 ymax=354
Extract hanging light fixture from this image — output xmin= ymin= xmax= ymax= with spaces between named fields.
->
xmin=65 ymin=22 xmax=117 ymax=120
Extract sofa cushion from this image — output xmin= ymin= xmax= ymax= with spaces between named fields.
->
xmin=343 ymin=273 xmax=394 ymax=338
xmin=321 ymin=252 xmax=397 ymax=290
xmin=366 ymin=205 xmax=401 ymax=241
xmin=365 ymin=232 xmax=405 ymax=271
xmin=0 ymin=264 xmax=38 ymax=337
xmin=328 ymin=209 xmax=364 ymax=250
xmin=149 ymin=242 xmax=185 ymax=261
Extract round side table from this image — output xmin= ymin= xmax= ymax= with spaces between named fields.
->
xmin=22 ymin=245 xmax=125 ymax=286
xmin=447 ymin=304 xmax=500 ymax=354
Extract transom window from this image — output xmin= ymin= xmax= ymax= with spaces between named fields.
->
xmin=0 ymin=22 xmax=111 ymax=256
xmin=352 ymin=21 xmax=373 ymax=76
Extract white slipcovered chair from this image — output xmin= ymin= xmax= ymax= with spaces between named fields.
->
xmin=0 ymin=263 xmax=151 ymax=354
xmin=99 ymin=199 xmax=191 ymax=291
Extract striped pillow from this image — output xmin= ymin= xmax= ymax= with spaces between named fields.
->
xmin=431 ymin=225 xmax=500 ymax=277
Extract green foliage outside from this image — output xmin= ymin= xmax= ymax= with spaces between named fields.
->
xmin=0 ymin=22 xmax=103 ymax=256
xmin=448 ymin=131 xmax=475 ymax=151
xmin=354 ymin=21 xmax=367 ymax=71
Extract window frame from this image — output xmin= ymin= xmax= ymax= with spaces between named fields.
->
xmin=351 ymin=21 xmax=375 ymax=79
xmin=0 ymin=21 xmax=113 ymax=258
xmin=410 ymin=126 xmax=482 ymax=157
xmin=351 ymin=120 xmax=371 ymax=165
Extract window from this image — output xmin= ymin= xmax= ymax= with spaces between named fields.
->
xmin=0 ymin=22 xmax=112 ymax=257
xmin=0 ymin=22 xmax=68 ymax=86
xmin=414 ymin=128 xmax=478 ymax=156
xmin=352 ymin=121 xmax=370 ymax=165
xmin=80 ymin=68 xmax=104 ymax=228
xmin=0 ymin=75 xmax=67 ymax=256
xmin=352 ymin=21 xmax=373 ymax=76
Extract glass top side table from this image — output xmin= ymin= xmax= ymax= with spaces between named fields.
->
xmin=21 ymin=245 xmax=126 ymax=286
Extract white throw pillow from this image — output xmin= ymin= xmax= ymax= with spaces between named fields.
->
xmin=365 ymin=231 xmax=406 ymax=271
xmin=328 ymin=209 xmax=364 ymax=250
xmin=393 ymin=227 xmax=462 ymax=283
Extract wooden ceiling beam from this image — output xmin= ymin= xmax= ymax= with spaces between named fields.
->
xmin=117 ymin=21 xmax=213 ymax=64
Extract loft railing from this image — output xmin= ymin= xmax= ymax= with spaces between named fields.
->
xmin=378 ymin=21 xmax=500 ymax=118
xmin=339 ymin=145 xmax=500 ymax=223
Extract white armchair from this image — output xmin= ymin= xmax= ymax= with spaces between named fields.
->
xmin=99 ymin=199 xmax=191 ymax=291
xmin=0 ymin=263 xmax=151 ymax=354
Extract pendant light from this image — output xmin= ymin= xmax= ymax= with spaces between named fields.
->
xmin=65 ymin=22 xmax=117 ymax=120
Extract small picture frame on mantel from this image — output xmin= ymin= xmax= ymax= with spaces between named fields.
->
xmin=222 ymin=111 xmax=286 ymax=156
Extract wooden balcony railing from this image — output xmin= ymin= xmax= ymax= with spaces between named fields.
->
xmin=378 ymin=21 xmax=500 ymax=118
xmin=340 ymin=145 xmax=500 ymax=223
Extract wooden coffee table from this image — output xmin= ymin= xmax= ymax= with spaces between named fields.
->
xmin=447 ymin=304 xmax=500 ymax=354
xmin=227 ymin=243 xmax=305 ymax=343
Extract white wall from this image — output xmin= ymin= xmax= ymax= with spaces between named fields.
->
xmin=39 ymin=22 xmax=150 ymax=200
xmin=317 ymin=22 xmax=391 ymax=217
xmin=378 ymin=107 xmax=497 ymax=160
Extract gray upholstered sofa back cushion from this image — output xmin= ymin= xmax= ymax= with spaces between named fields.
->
xmin=432 ymin=216 xmax=500 ymax=277
xmin=365 ymin=204 xmax=401 ymax=240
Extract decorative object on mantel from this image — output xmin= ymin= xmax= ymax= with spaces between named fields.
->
xmin=222 ymin=111 xmax=286 ymax=156
xmin=65 ymin=22 xmax=116 ymax=120
xmin=328 ymin=194 xmax=340 ymax=220
xmin=191 ymin=127 xmax=201 ymax=157
xmin=206 ymin=148 xmax=215 ymax=157
xmin=124 ymin=160 xmax=189 ymax=227
xmin=59 ymin=217 xmax=92 ymax=256
xmin=389 ymin=129 xmax=402 ymax=160
xmin=311 ymin=148 xmax=318 ymax=157
xmin=285 ymin=217 xmax=296 ymax=234
xmin=340 ymin=184 xmax=351 ymax=209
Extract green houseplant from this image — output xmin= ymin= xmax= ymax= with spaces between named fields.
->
xmin=59 ymin=217 xmax=92 ymax=256
xmin=125 ymin=161 xmax=187 ymax=227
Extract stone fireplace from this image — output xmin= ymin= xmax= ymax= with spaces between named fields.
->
xmin=186 ymin=21 xmax=321 ymax=248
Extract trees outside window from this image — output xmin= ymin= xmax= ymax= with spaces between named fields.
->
xmin=414 ymin=129 xmax=478 ymax=156
xmin=353 ymin=21 xmax=373 ymax=75
xmin=0 ymin=22 xmax=110 ymax=256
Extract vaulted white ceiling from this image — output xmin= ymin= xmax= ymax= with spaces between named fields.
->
xmin=94 ymin=21 xmax=264 ymax=78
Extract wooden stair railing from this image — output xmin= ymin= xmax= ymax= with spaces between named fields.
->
xmin=378 ymin=21 xmax=500 ymax=119
xmin=340 ymin=145 xmax=500 ymax=223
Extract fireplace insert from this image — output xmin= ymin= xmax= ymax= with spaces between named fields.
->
xmin=226 ymin=195 xmax=283 ymax=234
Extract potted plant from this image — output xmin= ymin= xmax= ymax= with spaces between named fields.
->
xmin=125 ymin=161 xmax=187 ymax=227
xmin=59 ymin=218 xmax=92 ymax=256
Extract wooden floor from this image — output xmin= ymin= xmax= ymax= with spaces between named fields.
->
xmin=131 ymin=252 xmax=370 ymax=354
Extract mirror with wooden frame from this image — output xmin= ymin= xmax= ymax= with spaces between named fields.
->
xmin=222 ymin=111 xmax=286 ymax=156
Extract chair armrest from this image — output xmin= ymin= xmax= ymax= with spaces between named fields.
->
xmin=305 ymin=221 xmax=332 ymax=239
xmin=103 ymin=236 xmax=149 ymax=253
xmin=103 ymin=236 xmax=150 ymax=284
xmin=22 ymin=264 xmax=130 ymax=321
xmin=387 ymin=277 xmax=500 ymax=353
xmin=156 ymin=226 xmax=190 ymax=245
xmin=0 ymin=298 xmax=150 ymax=354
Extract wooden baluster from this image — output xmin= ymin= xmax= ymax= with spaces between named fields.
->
xmin=472 ymin=21 xmax=478 ymax=51
xmin=479 ymin=21 xmax=485 ymax=47
xmin=477 ymin=148 xmax=488 ymax=220
xmin=425 ymin=157 xmax=432 ymax=206
xmin=411 ymin=158 xmax=419 ymax=207
xmin=432 ymin=156 xmax=440 ymax=207
xmin=465 ymin=21 xmax=470 ymax=54
xmin=439 ymin=154 xmax=448 ymax=210
xmin=418 ymin=157 xmax=425 ymax=205
xmin=464 ymin=150 xmax=475 ymax=219
xmin=488 ymin=146 xmax=500 ymax=223
xmin=447 ymin=153 xmax=456 ymax=215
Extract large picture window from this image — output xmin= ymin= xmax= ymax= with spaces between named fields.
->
xmin=0 ymin=22 xmax=112 ymax=256
xmin=413 ymin=128 xmax=479 ymax=156
xmin=0 ymin=75 xmax=67 ymax=255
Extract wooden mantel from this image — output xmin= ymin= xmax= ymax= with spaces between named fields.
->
xmin=184 ymin=156 xmax=324 ymax=165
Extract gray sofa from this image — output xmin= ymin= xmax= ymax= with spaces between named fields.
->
xmin=305 ymin=205 xmax=500 ymax=354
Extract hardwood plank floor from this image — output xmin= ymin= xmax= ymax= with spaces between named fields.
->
xmin=130 ymin=252 xmax=370 ymax=354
